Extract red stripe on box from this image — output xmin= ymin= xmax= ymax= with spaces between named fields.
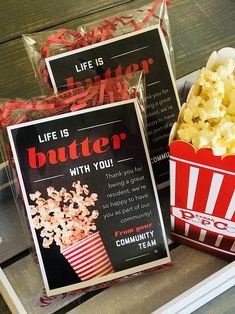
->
xmin=82 ymin=266 xmax=113 ymax=281
xmin=206 ymin=230 xmax=223 ymax=247
xmin=64 ymin=237 xmax=102 ymax=260
xmin=175 ymin=160 xmax=190 ymax=209
xmin=192 ymin=167 xmax=214 ymax=214
xmin=73 ymin=251 xmax=108 ymax=271
xmin=213 ymin=234 xmax=234 ymax=251
xmin=212 ymin=174 xmax=235 ymax=219
xmin=187 ymin=225 xmax=207 ymax=243
xmin=66 ymin=242 xmax=104 ymax=263
xmin=172 ymin=216 xmax=186 ymax=236
xmin=188 ymin=224 xmax=203 ymax=242
xmin=81 ymin=264 xmax=113 ymax=281
xmin=70 ymin=245 xmax=105 ymax=267
xmin=76 ymin=262 xmax=110 ymax=279
xmin=77 ymin=255 xmax=110 ymax=276
xmin=63 ymin=232 xmax=114 ymax=281
xmin=219 ymin=237 xmax=235 ymax=252
xmin=64 ymin=237 xmax=101 ymax=259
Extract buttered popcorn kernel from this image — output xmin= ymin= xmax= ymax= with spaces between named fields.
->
xmin=177 ymin=58 xmax=235 ymax=155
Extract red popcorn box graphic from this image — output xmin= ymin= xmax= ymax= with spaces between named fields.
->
xmin=169 ymin=140 xmax=235 ymax=260
xmin=62 ymin=231 xmax=114 ymax=281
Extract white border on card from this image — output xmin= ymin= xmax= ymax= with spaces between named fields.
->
xmin=7 ymin=99 xmax=170 ymax=296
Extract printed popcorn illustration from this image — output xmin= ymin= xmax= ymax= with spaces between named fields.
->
xmin=169 ymin=48 xmax=235 ymax=260
xmin=29 ymin=181 xmax=114 ymax=280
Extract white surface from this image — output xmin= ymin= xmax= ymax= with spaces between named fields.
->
xmin=0 ymin=268 xmax=27 ymax=314
xmin=152 ymin=261 xmax=235 ymax=314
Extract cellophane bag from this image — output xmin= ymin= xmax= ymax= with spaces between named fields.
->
xmin=23 ymin=0 xmax=180 ymax=188
xmin=23 ymin=0 xmax=173 ymax=95
xmin=0 ymin=72 xmax=171 ymax=298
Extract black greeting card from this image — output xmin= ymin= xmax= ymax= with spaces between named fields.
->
xmin=7 ymin=99 xmax=170 ymax=296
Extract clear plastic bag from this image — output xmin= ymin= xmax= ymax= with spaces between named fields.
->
xmin=22 ymin=1 xmax=179 ymax=188
xmin=23 ymin=0 xmax=174 ymax=95
xmin=0 ymin=72 xmax=171 ymax=297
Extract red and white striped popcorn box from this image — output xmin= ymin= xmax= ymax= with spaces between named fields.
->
xmin=62 ymin=231 xmax=114 ymax=281
xmin=169 ymin=48 xmax=235 ymax=261
xmin=169 ymin=140 xmax=235 ymax=260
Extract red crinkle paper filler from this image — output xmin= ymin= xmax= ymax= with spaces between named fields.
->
xmin=0 ymin=77 xmax=135 ymax=129
xmin=39 ymin=0 xmax=171 ymax=87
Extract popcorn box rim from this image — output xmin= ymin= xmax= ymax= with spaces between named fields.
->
xmin=169 ymin=140 xmax=235 ymax=174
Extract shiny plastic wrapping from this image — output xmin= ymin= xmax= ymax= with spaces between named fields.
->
xmin=0 ymin=72 xmax=171 ymax=297
xmin=22 ymin=0 xmax=174 ymax=94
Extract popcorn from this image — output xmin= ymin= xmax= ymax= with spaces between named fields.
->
xmin=29 ymin=181 xmax=99 ymax=251
xmin=177 ymin=58 xmax=235 ymax=156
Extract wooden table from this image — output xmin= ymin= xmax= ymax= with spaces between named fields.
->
xmin=0 ymin=0 xmax=235 ymax=313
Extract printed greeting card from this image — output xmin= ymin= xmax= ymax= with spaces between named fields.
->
xmin=7 ymin=99 xmax=170 ymax=295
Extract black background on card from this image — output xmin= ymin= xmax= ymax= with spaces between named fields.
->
xmin=47 ymin=27 xmax=179 ymax=185
xmin=10 ymin=102 xmax=167 ymax=290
